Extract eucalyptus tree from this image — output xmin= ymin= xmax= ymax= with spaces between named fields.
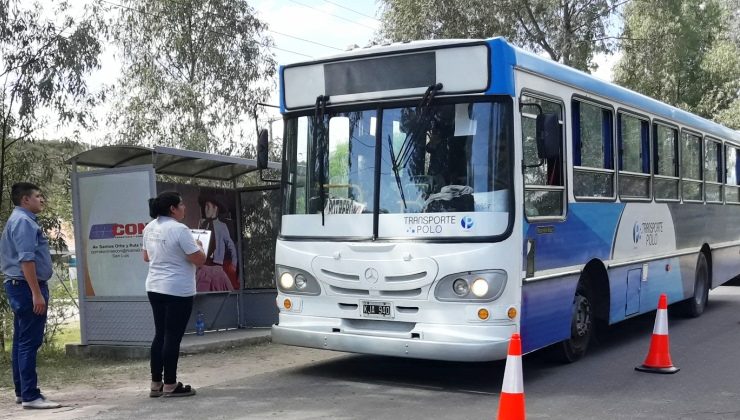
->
xmin=106 ymin=0 xmax=276 ymax=154
xmin=1 ymin=0 xmax=100 ymax=352
xmin=614 ymin=0 xmax=740 ymax=128
xmin=378 ymin=0 xmax=622 ymax=72
xmin=0 ymin=0 xmax=101 ymax=212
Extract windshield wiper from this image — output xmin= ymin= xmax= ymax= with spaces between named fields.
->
xmin=386 ymin=133 xmax=408 ymax=210
xmin=387 ymin=83 xmax=443 ymax=211
xmin=313 ymin=94 xmax=330 ymax=225
xmin=394 ymin=83 xmax=443 ymax=171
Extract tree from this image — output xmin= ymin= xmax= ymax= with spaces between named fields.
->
xmin=728 ymin=0 xmax=740 ymax=45
xmin=0 ymin=0 xmax=102 ymax=212
xmin=715 ymin=0 xmax=740 ymax=128
xmin=1 ymin=0 xmax=99 ymax=354
xmin=613 ymin=0 xmax=740 ymax=128
xmin=106 ymin=0 xmax=277 ymax=155
xmin=378 ymin=0 xmax=622 ymax=72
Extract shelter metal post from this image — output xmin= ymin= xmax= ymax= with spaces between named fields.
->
xmin=234 ymin=177 xmax=244 ymax=328
xmin=70 ymin=161 xmax=88 ymax=345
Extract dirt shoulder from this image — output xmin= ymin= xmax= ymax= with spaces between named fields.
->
xmin=0 ymin=342 xmax=340 ymax=419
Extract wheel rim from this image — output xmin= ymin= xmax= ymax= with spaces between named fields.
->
xmin=695 ymin=263 xmax=708 ymax=306
xmin=573 ymin=294 xmax=592 ymax=338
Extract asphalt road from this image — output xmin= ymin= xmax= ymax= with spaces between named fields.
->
xmin=85 ymin=285 xmax=740 ymax=419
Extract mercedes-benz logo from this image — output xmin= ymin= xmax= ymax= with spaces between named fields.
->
xmin=364 ymin=267 xmax=379 ymax=284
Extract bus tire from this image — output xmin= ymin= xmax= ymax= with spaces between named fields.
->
xmin=554 ymin=281 xmax=594 ymax=363
xmin=679 ymin=252 xmax=709 ymax=318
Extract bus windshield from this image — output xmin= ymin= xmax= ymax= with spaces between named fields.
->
xmin=281 ymin=98 xmax=513 ymax=239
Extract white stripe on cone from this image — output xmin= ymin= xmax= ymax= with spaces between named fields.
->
xmin=501 ymin=355 xmax=524 ymax=393
xmin=653 ymin=308 xmax=668 ymax=335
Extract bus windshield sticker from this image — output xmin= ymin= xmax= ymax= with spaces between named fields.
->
xmin=454 ymin=103 xmax=477 ymax=136
xmin=325 ymin=197 xmax=366 ymax=214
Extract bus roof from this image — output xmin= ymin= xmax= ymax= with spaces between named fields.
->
xmin=280 ymin=37 xmax=740 ymax=144
xmin=500 ymin=38 xmax=740 ymax=144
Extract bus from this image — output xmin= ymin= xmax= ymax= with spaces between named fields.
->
xmin=260 ymin=37 xmax=740 ymax=362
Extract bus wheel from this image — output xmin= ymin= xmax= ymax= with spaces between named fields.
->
xmin=555 ymin=282 xmax=593 ymax=363
xmin=679 ymin=252 xmax=709 ymax=318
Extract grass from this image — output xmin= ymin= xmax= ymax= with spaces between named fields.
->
xmin=0 ymin=322 xmax=146 ymax=390
xmin=52 ymin=321 xmax=82 ymax=347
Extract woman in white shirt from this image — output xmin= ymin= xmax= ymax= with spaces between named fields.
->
xmin=143 ymin=191 xmax=205 ymax=397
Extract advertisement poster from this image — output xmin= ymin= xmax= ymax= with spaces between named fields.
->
xmin=79 ymin=169 xmax=153 ymax=297
xmin=157 ymin=182 xmax=240 ymax=292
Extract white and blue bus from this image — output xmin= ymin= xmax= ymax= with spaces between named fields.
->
xmin=262 ymin=37 xmax=740 ymax=362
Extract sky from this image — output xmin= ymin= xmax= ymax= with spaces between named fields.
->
xmin=35 ymin=0 xmax=619 ymax=145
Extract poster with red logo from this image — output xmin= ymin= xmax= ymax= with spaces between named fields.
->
xmin=78 ymin=168 xmax=154 ymax=296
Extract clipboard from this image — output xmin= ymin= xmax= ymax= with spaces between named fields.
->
xmin=191 ymin=229 xmax=212 ymax=255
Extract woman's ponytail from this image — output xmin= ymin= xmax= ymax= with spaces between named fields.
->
xmin=148 ymin=192 xmax=182 ymax=218
xmin=148 ymin=198 xmax=158 ymax=218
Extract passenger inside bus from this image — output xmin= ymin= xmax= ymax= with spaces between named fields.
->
xmin=422 ymin=128 xmax=475 ymax=212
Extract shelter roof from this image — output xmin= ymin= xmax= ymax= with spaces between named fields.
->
xmin=66 ymin=145 xmax=280 ymax=182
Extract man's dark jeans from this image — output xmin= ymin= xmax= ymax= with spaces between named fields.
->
xmin=4 ymin=279 xmax=48 ymax=402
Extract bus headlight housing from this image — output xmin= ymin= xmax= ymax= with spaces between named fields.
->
xmin=295 ymin=274 xmax=308 ymax=290
xmin=275 ymin=266 xmax=321 ymax=295
xmin=452 ymin=278 xmax=469 ymax=296
xmin=434 ymin=270 xmax=507 ymax=302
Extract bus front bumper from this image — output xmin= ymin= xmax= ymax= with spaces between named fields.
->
xmin=271 ymin=319 xmax=516 ymax=362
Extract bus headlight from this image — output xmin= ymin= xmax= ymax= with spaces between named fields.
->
xmin=452 ymin=278 xmax=469 ymax=296
xmin=295 ymin=274 xmax=308 ymax=290
xmin=279 ymin=272 xmax=295 ymax=289
xmin=471 ymin=278 xmax=489 ymax=297
xmin=434 ymin=270 xmax=507 ymax=302
xmin=276 ymin=266 xmax=321 ymax=295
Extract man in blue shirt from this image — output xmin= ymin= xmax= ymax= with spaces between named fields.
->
xmin=1 ymin=182 xmax=60 ymax=409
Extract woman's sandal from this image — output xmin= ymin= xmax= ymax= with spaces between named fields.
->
xmin=162 ymin=382 xmax=196 ymax=398
xmin=149 ymin=384 xmax=164 ymax=398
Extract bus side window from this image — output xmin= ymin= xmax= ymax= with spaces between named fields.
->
xmin=520 ymin=94 xmax=564 ymax=218
xmin=726 ymin=145 xmax=740 ymax=204
xmin=704 ymin=138 xmax=723 ymax=203
xmin=617 ymin=112 xmax=651 ymax=200
xmin=681 ymin=131 xmax=703 ymax=202
xmin=572 ymin=100 xmax=615 ymax=199
xmin=653 ymin=123 xmax=680 ymax=201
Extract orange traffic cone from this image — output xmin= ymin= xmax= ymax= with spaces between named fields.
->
xmin=635 ymin=294 xmax=679 ymax=374
xmin=496 ymin=333 xmax=526 ymax=420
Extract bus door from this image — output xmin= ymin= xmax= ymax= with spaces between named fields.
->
xmin=520 ymin=93 xmax=566 ymax=277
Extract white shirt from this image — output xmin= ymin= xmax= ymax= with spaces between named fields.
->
xmin=143 ymin=216 xmax=200 ymax=297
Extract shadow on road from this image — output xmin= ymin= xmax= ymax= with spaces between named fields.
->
xmin=285 ymin=288 xmax=736 ymax=395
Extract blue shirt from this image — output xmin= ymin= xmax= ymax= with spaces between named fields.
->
xmin=0 ymin=207 xmax=53 ymax=282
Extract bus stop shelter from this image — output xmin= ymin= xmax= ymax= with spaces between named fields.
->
xmin=67 ymin=145 xmax=281 ymax=346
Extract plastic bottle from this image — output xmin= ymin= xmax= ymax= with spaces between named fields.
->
xmin=195 ymin=312 xmax=205 ymax=336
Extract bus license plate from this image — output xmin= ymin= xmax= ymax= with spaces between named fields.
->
xmin=361 ymin=301 xmax=393 ymax=319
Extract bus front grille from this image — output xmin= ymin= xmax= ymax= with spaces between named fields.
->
xmin=379 ymin=288 xmax=422 ymax=298
xmin=329 ymin=285 xmax=370 ymax=296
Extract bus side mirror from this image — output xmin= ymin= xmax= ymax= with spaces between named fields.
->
xmin=536 ymin=113 xmax=561 ymax=160
xmin=257 ymin=128 xmax=269 ymax=170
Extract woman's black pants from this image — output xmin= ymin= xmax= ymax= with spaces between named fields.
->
xmin=147 ymin=291 xmax=194 ymax=384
